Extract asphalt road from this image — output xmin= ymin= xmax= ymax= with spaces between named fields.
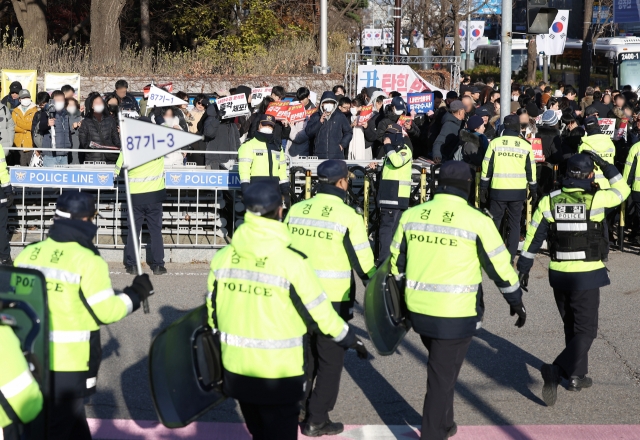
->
xmin=86 ymin=249 xmax=640 ymax=431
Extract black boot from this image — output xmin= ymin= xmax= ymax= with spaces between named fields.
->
xmin=567 ymin=375 xmax=593 ymax=392
xmin=541 ymin=363 xmax=561 ymax=406
xmin=302 ymin=420 xmax=344 ymax=437
xmin=446 ymin=422 xmax=458 ymax=438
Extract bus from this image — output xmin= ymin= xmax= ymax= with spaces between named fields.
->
xmin=474 ymin=39 xmax=529 ymax=74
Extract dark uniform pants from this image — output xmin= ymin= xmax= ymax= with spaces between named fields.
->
xmin=552 ymin=288 xmax=600 ymax=379
xmin=0 ymin=205 xmax=10 ymax=260
xmin=239 ymin=401 xmax=299 ymax=440
xmin=49 ymin=397 xmax=92 ymax=440
xmin=124 ymin=202 xmax=165 ymax=268
xmin=304 ymin=333 xmax=347 ymax=425
xmin=489 ymin=199 xmax=524 ymax=260
xmin=420 ymin=335 xmax=472 ymax=440
xmin=378 ymin=208 xmax=403 ymax=263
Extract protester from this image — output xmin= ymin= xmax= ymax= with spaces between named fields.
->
xmin=306 ymin=91 xmax=352 ymax=159
xmin=203 ymin=99 xmax=240 ymax=170
xmin=66 ymin=97 xmax=83 ymax=164
xmin=11 ymin=89 xmax=37 ymax=166
xmin=348 ymin=97 xmax=372 ymax=160
xmin=432 ymin=100 xmax=465 ymax=163
xmin=61 ymin=84 xmax=75 ymax=100
xmin=78 ymin=94 xmax=121 ymax=164
xmin=1 ymin=81 xmax=21 ymax=112
xmin=154 ymin=107 xmax=186 ymax=167
xmin=285 ymin=87 xmax=312 ymax=157
xmin=0 ymin=99 xmax=14 ymax=156
xmin=38 ymin=90 xmax=72 ymax=167
xmin=115 ymin=79 xmax=141 ymax=113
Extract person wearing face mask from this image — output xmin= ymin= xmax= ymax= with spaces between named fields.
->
xmin=38 ymin=90 xmax=73 ymax=167
xmin=237 ymin=115 xmax=290 ymax=206
xmin=348 ymin=97 xmax=373 ymax=160
xmin=13 ymin=191 xmax=154 ymax=440
xmin=78 ymin=94 xmax=121 ymax=164
xmin=153 ymin=107 xmax=186 ymax=167
xmin=373 ymin=96 xmax=411 ymax=159
xmin=285 ymin=87 xmax=313 ymax=157
xmin=306 ymin=91 xmax=353 ymax=159
xmin=432 ymin=100 xmax=465 ymax=163
xmin=66 ymin=98 xmax=83 ymax=164
xmin=11 ymin=89 xmax=37 ymax=166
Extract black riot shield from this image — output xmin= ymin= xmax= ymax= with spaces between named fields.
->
xmin=149 ymin=305 xmax=226 ymax=428
xmin=364 ymin=257 xmax=411 ymax=356
xmin=0 ymin=266 xmax=49 ymax=439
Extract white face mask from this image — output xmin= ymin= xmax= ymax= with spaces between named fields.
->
xmin=350 ymin=108 xmax=358 ymax=116
xmin=394 ymin=108 xmax=404 ymax=116
xmin=20 ymin=98 xmax=31 ymax=107
xmin=512 ymin=95 xmax=519 ymax=102
xmin=93 ymin=104 xmax=104 ymax=114
xmin=323 ymin=103 xmax=335 ymax=112
xmin=258 ymin=126 xmax=273 ymax=134
xmin=54 ymin=101 xmax=65 ymax=112
xmin=67 ymin=106 xmax=77 ymax=114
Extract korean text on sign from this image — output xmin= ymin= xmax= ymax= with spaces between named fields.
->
xmin=407 ymin=93 xmax=434 ymax=113
xmin=251 ymin=87 xmax=272 ymax=107
xmin=217 ymin=93 xmax=251 ymax=119
xmin=266 ymin=102 xmax=290 ymax=121
xmin=598 ymin=118 xmax=616 ymax=139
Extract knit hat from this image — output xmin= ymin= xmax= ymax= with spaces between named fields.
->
xmin=541 ymin=110 xmax=559 ymax=126
xmin=467 ymin=115 xmax=484 ymax=131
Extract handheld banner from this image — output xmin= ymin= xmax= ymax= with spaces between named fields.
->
xmin=44 ymin=73 xmax=80 ymax=100
xmin=250 ymin=87 xmax=272 ymax=107
xmin=357 ymin=105 xmax=373 ymax=126
xmin=598 ymin=118 xmax=616 ymax=139
xmin=531 ymin=138 xmax=544 ymax=162
xmin=1 ymin=70 xmax=37 ymax=100
xmin=266 ymin=102 xmax=289 ymax=121
xmin=148 ymin=85 xmax=188 ymax=108
xmin=216 ymin=94 xmax=250 ymax=119
xmin=288 ymin=103 xmax=306 ymax=124
xmin=407 ymin=93 xmax=434 ymax=113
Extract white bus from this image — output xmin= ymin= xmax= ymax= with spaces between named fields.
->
xmin=474 ymin=39 xmax=529 ymax=74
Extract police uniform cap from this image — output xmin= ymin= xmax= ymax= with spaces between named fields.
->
xmin=503 ymin=114 xmax=520 ymax=132
xmin=566 ymin=153 xmax=595 ymax=178
xmin=243 ymin=182 xmax=282 ymax=215
xmin=317 ymin=160 xmax=349 ymax=184
xmin=56 ymin=192 xmax=96 ymax=219
xmin=259 ymin=114 xmax=275 ymax=127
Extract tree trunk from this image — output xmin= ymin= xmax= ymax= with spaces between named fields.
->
xmin=527 ymin=36 xmax=537 ymax=83
xmin=453 ymin=6 xmax=461 ymax=57
xmin=10 ymin=0 xmax=48 ymax=47
xmin=90 ymin=0 xmax=127 ymax=65
xmin=583 ymin=0 xmax=594 ymax=40
xmin=140 ymin=0 xmax=150 ymax=50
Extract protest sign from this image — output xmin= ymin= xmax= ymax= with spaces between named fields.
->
xmin=216 ymin=93 xmax=251 ymax=119
xmin=407 ymin=93 xmax=434 ymax=113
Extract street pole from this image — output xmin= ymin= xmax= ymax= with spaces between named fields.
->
xmin=543 ymin=53 xmax=548 ymax=83
xmin=465 ymin=2 xmax=471 ymax=70
xmin=394 ymin=0 xmax=401 ymax=56
xmin=499 ymin=0 xmax=512 ymax=123
xmin=320 ymin=0 xmax=329 ymax=73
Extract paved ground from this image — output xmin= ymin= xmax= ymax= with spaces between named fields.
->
xmin=85 ymin=249 xmax=640 ymax=438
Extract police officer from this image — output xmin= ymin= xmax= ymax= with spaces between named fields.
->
xmin=238 ymin=114 xmax=290 ymax=206
xmin=115 ymin=147 xmax=167 ymax=275
xmin=390 ymin=161 xmax=526 ymax=440
xmin=14 ymin=192 xmax=154 ymax=440
xmin=480 ymin=114 xmax=538 ymax=260
xmin=0 ymin=314 xmax=43 ymax=440
xmin=578 ymin=116 xmax=616 ymax=189
xmin=623 ymin=139 xmax=640 ymax=243
xmin=517 ymin=152 xmax=630 ymax=407
xmin=0 ymin=145 xmax=13 ymax=266
xmin=376 ymin=123 xmax=413 ymax=263
xmin=284 ymin=160 xmax=375 ymax=436
xmin=205 ymin=183 xmax=366 ymax=440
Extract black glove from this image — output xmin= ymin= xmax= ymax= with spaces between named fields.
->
xmin=510 ymin=302 xmax=527 ymax=328
xmin=129 ymin=274 xmax=154 ymax=302
xmin=519 ymin=271 xmax=529 ymax=292
xmin=583 ymin=150 xmax=608 ymax=170
xmin=5 ymin=192 xmax=14 ymax=208
xmin=479 ymin=187 xmax=489 ymax=204
xmin=528 ymin=188 xmax=538 ymax=206
xmin=351 ymin=337 xmax=369 ymax=359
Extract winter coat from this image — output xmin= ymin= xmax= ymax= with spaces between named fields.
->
xmin=0 ymin=104 xmax=15 ymax=154
xmin=12 ymin=103 xmax=38 ymax=148
xmin=39 ymin=108 xmax=73 ymax=155
xmin=590 ymin=101 xmax=610 ymax=118
xmin=190 ymin=108 xmax=205 ymax=134
xmin=580 ymin=96 xmax=594 ymax=114
xmin=432 ymin=112 xmax=463 ymax=161
xmin=203 ymin=104 xmax=240 ymax=170
xmin=305 ymin=91 xmax=352 ymax=159
xmin=78 ymin=114 xmax=121 ymax=163
xmin=459 ymin=129 xmax=488 ymax=167
xmin=560 ymin=126 xmax=585 ymax=160
xmin=68 ymin=111 xmax=83 ymax=164
xmin=535 ymin=125 xmax=562 ymax=164
xmin=286 ymin=119 xmax=311 ymax=157
xmin=1 ymin=94 xmax=19 ymax=113
xmin=118 ymin=92 xmax=140 ymax=113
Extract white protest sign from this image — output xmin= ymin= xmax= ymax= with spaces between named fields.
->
xmin=309 ymin=91 xmax=318 ymax=106
xmin=44 ymin=72 xmax=81 ymax=100
xmin=598 ymin=118 xmax=616 ymax=139
xmin=217 ymin=93 xmax=251 ymax=119
xmin=251 ymin=87 xmax=272 ymax=107
xmin=120 ymin=116 xmax=202 ymax=169
xmin=357 ymin=65 xmax=446 ymax=96
xmin=147 ymin=85 xmax=188 ymax=108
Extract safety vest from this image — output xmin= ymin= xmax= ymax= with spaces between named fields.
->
xmin=285 ymin=187 xmax=376 ymax=319
xmin=379 ymin=144 xmax=413 ymax=209
xmin=390 ymin=193 xmax=520 ymax=338
xmin=0 ymin=146 xmax=11 ymax=206
xmin=481 ymin=135 xmax=536 ymax=200
xmin=547 ymin=190 xmax=607 ymax=262
xmin=0 ymin=325 xmax=43 ymax=429
xmin=623 ymin=141 xmax=640 ymax=193
xmin=115 ymin=153 xmax=165 ymax=195
xmin=207 ymin=211 xmax=348 ymax=382
xmin=578 ymin=134 xmax=616 ymax=189
xmin=14 ymin=239 xmax=134 ymax=395
xmin=238 ymin=137 xmax=288 ymax=187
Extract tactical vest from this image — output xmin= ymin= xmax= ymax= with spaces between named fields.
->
xmin=548 ymin=189 xmax=608 ymax=262
xmin=379 ymin=145 xmax=413 ymax=210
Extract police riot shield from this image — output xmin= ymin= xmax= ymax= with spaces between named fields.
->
xmin=0 ymin=266 xmax=49 ymax=439
xmin=149 ymin=305 xmax=226 ymax=428
xmin=364 ymin=257 xmax=410 ymax=356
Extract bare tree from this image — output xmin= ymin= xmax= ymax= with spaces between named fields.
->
xmin=527 ymin=36 xmax=536 ymax=83
xmin=10 ymin=0 xmax=48 ymax=47
xmin=91 ymin=0 xmax=127 ymax=64
xmin=141 ymin=0 xmax=150 ymax=50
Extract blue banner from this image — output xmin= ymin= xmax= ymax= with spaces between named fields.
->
xmin=10 ymin=168 xmax=114 ymax=188
xmin=614 ymin=0 xmax=640 ymax=23
xmin=165 ymin=170 xmax=241 ymax=189
xmin=407 ymin=93 xmax=434 ymax=113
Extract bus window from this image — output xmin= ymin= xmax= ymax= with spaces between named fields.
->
xmin=620 ymin=56 xmax=640 ymax=89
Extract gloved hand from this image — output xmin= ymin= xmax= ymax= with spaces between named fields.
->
xmin=510 ymin=302 xmax=527 ymax=328
xmin=479 ymin=187 xmax=489 ymax=204
xmin=519 ymin=271 xmax=529 ymax=292
xmin=5 ymin=192 xmax=14 ymax=208
xmin=351 ymin=337 xmax=369 ymax=359
xmin=129 ymin=274 xmax=155 ymax=301
xmin=583 ymin=150 xmax=608 ymax=170
xmin=528 ymin=188 xmax=538 ymax=206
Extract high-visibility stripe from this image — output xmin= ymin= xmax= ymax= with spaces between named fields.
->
xmin=129 ymin=174 xmax=163 ymax=183
xmin=530 ymin=219 xmax=540 ymax=228
xmin=495 ymin=147 xmax=529 ymax=155
xmin=332 ymin=323 xmax=349 ymax=343
xmin=304 ymin=292 xmax=327 ymax=311
xmin=206 ymin=291 xmax=213 ymax=300
xmin=391 ymin=240 xmax=401 ymax=249
xmin=555 ymin=251 xmax=587 ymax=260
xmin=483 ymin=157 xmax=490 ymax=162
xmin=486 ymin=243 xmax=506 ymax=258
xmin=557 ymin=223 xmax=587 ymax=231
xmin=626 ymin=161 xmax=634 ymax=167
xmin=610 ymin=187 xmax=624 ymax=202
xmin=240 ymin=179 xmax=250 ymax=184
xmin=279 ymin=179 xmax=288 ymax=184
xmin=315 ymin=270 xmax=351 ymax=279
xmin=481 ymin=177 xmax=490 ymax=181
xmin=595 ymin=173 xmax=604 ymax=179
xmin=543 ymin=210 xmax=553 ymax=220
xmin=493 ymin=173 xmax=526 ymax=178
xmin=520 ymin=250 xmax=536 ymax=259
xmin=238 ymin=158 xmax=252 ymax=162
xmin=499 ymin=282 xmax=520 ymax=294
xmin=609 ymin=174 xmax=622 ymax=185
xmin=214 ymin=268 xmax=290 ymax=290
xmin=550 ymin=190 xmax=562 ymax=198
xmin=287 ymin=217 xmax=348 ymax=234
xmin=591 ymin=207 xmax=604 ymax=216
xmin=0 ymin=370 xmax=34 ymax=399
xmin=529 ymin=181 xmax=536 ymax=186
xmin=219 ymin=332 xmax=302 ymax=349
xmin=352 ymin=241 xmax=371 ymax=251
xmin=379 ymin=200 xmax=399 ymax=205
xmin=635 ymin=176 xmax=640 ymax=182
xmin=0 ymin=158 xmax=6 ymax=164
xmin=406 ymin=280 xmax=479 ymax=293
xmin=86 ymin=288 xmax=115 ymax=306
xmin=50 ymin=330 xmax=90 ymax=343
xmin=17 ymin=264 xmax=80 ymax=284
xmin=399 ymin=180 xmax=412 ymax=186
xmin=404 ymin=223 xmax=477 ymax=241
xmin=253 ymin=149 xmax=267 ymax=153
xmin=117 ymin=293 xmax=134 ymax=315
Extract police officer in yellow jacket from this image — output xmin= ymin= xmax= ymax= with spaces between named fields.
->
xmin=238 ymin=114 xmax=290 ymax=206
xmin=480 ymin=114 xmax=538 ymax=260
xmin=285 ymin=160 xmax=375 ymax=436
xmin=0 ymin=146 xmax=14 ymax=265
xmin=517 ymin=152 xmax=630 ymax=407
xmin=391 ymin=161 xmax=526 ymax=440
xmin=623 ymin=139 xmax=640 ymax=243
xmin=206 ymin=182 xmax=366 ymax=440
xmin=0 ymin=316 xmax=43 ymax=440
xmin=14 ymin=192 xmax=154 ymax=440
xmin=115 ymin=151 xmax=167 ymax=275
xmin=578 ymin=116 xmax=616 ymax=189
xmin=376 ymin=121 xmax=413 ymax=263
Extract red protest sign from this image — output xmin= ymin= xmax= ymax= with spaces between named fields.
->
xmin=357 ymin=105 xmax=373 ymax=126
xmin=531 ymin=138 xmax=544 ymax=162
xmin=288 ymin=103 xmax=306 ymax=124
xmin=399 ymin=115 xmax=413 ymax=128
xmin=306 ymin=107 xmax=318 ymax=117
xmin=266 ymin=102 xmax=289 ymax=120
